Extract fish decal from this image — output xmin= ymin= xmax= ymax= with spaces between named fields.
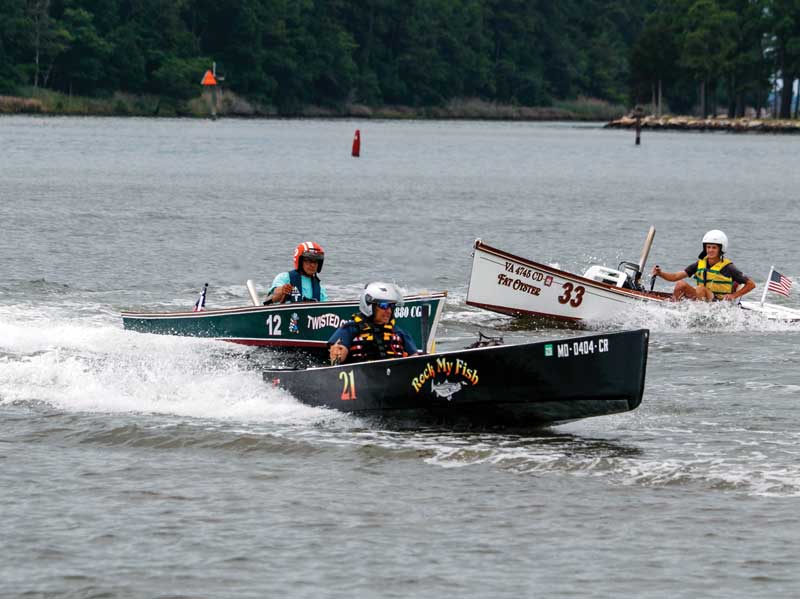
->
xmin=430 ymin=379 xmax=465 ymax=400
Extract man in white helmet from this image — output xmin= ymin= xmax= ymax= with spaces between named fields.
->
xmin=651 ymin=230 xmax=755 ymax=301
xmin=328 ymin=282 xmax=420 ymax=364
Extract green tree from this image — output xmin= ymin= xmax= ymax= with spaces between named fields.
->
xmin=540 ymin=2 xmax=585 ymax=100
xmin=398 ymin=0 xmax=490 ymax=105
xmin=719 ymin=0 xmax=769 ymax=117
xmin=767 ymin=0 xmax=800 ymax=117
xmin=189 ymin=0 xmax=268 ymax=97
xmin=486 ymin=0 xmax=547 ymax=104
xmin=151 ymin=55 xmax=210 ymax=99
xmin=630 ymin=9 xmax=680 ymax=114
xmin=107 ymin=23 xmax=146 ymax=93
xmin=305 ymin=0 xmax=358 ymax=105
xmin=681 ymin=0 xmax=737 ymax=116
xmin=0 ymin=0 xmax=30 ymax=92
xmin=345 ymin=0 xmax=410 ymax=104
xmin=52 ymin=7 xmax=110 ymax=94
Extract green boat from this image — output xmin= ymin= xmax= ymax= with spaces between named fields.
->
xmin=121 ymin=292 xmax=447 ymax=352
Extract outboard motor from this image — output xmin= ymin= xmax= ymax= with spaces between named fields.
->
xmin=618 ymin=261 xmax=645 ymax=291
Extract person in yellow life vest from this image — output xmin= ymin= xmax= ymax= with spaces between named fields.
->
xmin=328 ymin=282 xmax=420 ymax=365
xmin=651 ymin=230 xmax=755 ymax=302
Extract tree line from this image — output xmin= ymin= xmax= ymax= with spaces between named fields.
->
xmin=631 ymin=0 xmax=800 ymax=118
xmin=0 ymin=0 xmax=798 ymax=117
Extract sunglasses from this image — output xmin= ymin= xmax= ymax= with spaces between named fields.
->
xmin=375 ymin=301 xmax=396 ymax=310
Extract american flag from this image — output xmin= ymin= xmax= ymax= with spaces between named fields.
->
xmin=193 ymin=283 xmax=208 ymax=311
xmin=767 ymin=270 xmax=792 ymax=297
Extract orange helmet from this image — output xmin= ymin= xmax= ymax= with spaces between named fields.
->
xmin=293 ymin=241 xmax=325 ymax=273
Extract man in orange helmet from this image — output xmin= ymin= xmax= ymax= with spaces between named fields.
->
xmin=264 ymin=241 xmax=329 ymax=304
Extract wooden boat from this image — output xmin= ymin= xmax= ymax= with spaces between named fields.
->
xmin=467 ymin=234 xmax=670 ymax=324
xmin=466 ymin=232 xmax=798 ymax=325
xmin=122 ymin=292 xmax=447 ymax=352
xmin=264 ymin=329 xmax=649 ymax=427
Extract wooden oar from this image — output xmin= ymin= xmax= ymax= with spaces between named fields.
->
xmin=637 ymin=225 xmax=656 ymax=274
xmin=246 ymin=280 xmax=260 ymax=306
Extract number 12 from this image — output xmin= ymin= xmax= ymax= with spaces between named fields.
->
xmin=265 ymin=314 xmax=282 ymax=335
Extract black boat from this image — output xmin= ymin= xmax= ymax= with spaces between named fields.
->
xmin=264 ymin=329 xmax=649 ymax=427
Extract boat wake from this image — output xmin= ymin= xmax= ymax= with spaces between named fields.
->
xmin=588 ymin=299 xmax=800 ymax=333
xmin=2 ymin=302 xmax=798 ymax=498
xmin=437 ymin=290 xmax=800 ymax=339
xmin=0 ymin=304 xmax=343 ymax=426
xmin=293 ymin=423 xmax=800 ymax=497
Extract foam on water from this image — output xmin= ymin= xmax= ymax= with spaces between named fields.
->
xmin=2 ymin=301 xmax=799 ymax=498
xmin=440 ymin=291 xmax=512 ymax=328
xmin=262 ymin=420 xmax=800 ymax=497
xmin=589 ymin=298 xmax=800 ymax=333
xmin=0 ymin=304 xmax=338 ymax=425
xmin=420 ymin=432 xmax=800 ymax=498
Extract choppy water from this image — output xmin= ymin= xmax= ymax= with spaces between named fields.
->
xmin=1 ymin=116 xmax=799 ymax=598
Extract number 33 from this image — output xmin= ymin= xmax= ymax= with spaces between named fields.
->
xmin=558 ymin=282 xmax=585 ymax=307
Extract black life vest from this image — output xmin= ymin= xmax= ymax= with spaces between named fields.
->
xmin=286 ymin=269 xmax=321 ymax=302
xmin=346 ymin=313 xmax=408 ymax=363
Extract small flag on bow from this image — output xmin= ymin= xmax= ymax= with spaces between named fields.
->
xmin=193 ymin=283 xmax=208 ymax=311
xmin=767 ymin=269 xmax=793 ymax=297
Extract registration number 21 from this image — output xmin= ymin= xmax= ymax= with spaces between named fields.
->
xmin=339 ymin=370 xmax=357 ymax=400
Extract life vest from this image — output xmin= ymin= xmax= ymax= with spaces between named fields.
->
xmin=694 ymin=257 xmax=734 ymax=298
xmin=346 ymin=313 xmax=408 ymax=363
xmin=286 ymin=269 xmax=321 ymax=302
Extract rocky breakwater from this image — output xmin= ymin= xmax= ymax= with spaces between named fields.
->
xmin=606 ymin=115 xmax=800 ymax=133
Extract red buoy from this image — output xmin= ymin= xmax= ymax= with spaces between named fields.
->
xmin=351 ymin=129 xmax=361 ymax=157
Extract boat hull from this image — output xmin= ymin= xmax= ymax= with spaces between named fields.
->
xmin=264 ymin=329 xmax=649 ymax=427
xmin=122 ymin=293 xmax=447 ymax=352
xmin=467 ymin=241 xmax=669 ymax=323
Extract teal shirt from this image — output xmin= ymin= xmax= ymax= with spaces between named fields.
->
xmin=269 ymin=272 xmax=328 ymax=302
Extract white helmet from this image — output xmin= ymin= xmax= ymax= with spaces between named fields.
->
xmin=359 ymin=282 xmax=404 ymax=317
xmin=702 ymin=229 xmax=728 ymax=253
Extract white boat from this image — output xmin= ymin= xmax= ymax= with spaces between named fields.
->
xmin=739 ymin=301 xmax=800 ymax=322
xmin=466 ymin=227 xmax=671 ymax=324
xmin=467 ymin=229 xmax=799 ymax=325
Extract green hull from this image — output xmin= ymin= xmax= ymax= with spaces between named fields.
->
xmin=121 ymin=293 xmax=447 ymax=352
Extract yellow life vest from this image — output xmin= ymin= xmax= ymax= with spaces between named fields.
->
xmin=694 ymin=257 xmax=734 ymax=298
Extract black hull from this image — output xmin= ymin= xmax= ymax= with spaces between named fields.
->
xmin=264 ymin=329 xmax=649 ymax=427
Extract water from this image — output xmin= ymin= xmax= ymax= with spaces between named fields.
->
xmin=1 ymin=116 xmax=799 ymax=598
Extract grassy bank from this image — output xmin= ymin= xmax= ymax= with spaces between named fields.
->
xmin=1 ymin=88 xmax=626 ymax=121
xmin=0 ymin=88 xmax=191 ymax=116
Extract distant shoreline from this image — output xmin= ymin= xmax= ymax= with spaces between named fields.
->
xmin=7 ymin=93 xmax=798 ymax=132
xmin=0 ymin=91 xmax=625 ymax=122
xmin=606 ymin=115 xmax=800 ymax=134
